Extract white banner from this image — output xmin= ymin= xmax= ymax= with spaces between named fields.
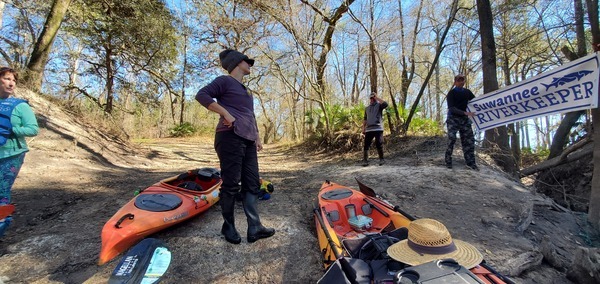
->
xmin=468 ymin=52 xmax=600 ymax=131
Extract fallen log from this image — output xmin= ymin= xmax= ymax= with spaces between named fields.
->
xmin=520 ymin=138 xmax=592 ymax=177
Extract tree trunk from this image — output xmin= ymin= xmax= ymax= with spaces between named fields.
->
xmin=510 ymin=123 xmax=521 ymax=168
xmin=364 ymin=2 xmax=397 ymax=133
xmin=395 ymin=0 xmax=422 ymax=133
xmin=574 ymin=0 xmax=587 ymax=57
xmin=369 ymin=42 xmax=377 ymax=95
xmin=524 ymin=122 xmax=531 ymax=149
xmin=403 ymin=0 xmax=457 ymax=134
xmin=501 ymin=48 xmax=521 ymax=167
xmin=477 ymin=0 xmax=518 ymax=175
xmin=586 ymin=0 xmax=600 ymax=230
xmin=179 ymin=34 xmax=188 ymax=125
xmin=548 ymin=111 xmax=585 ymax=159
xmin=300 ymin=0 xmax=356 ymax=141
xmin=25 ymin=0 xmax=72 ymax=91
xmin=434 ymin=30 xmax=442 ymax=124
xmin=104 ymin=41 xmax=114 ymax=114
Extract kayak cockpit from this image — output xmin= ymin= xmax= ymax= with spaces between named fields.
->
xmin=161 ymin=168 xmax=221 ymax=193
xmin=320 ymin=189 xmax=400 ymax=238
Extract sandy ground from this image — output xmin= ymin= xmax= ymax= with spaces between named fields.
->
xmin=0 ymin=90 xmax=597 ymax=284
xmin=0 ymin=130 xmax=596 ymax=283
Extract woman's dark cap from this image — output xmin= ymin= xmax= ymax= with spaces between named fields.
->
xmin=219 ymin=49 xmax=255 ymax=73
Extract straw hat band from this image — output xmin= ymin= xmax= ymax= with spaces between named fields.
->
xmin=408 ymin=239 xmax=457 ymax=255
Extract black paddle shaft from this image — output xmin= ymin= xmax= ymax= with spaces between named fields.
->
xmin=313 ymin=205 xmax=343 ymax=261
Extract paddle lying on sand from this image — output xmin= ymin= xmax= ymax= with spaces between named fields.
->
xmin=0 ymin=204 xmax=15 ymax=220
xmin=109 ymin=238 xmax=171 ymax=284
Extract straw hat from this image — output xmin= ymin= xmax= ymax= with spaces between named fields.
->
xmin=387 ymin=218 xmax=483 ymax=269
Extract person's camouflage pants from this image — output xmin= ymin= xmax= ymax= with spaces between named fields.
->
xmin=445 ymin=116 xmax=476 ymax=167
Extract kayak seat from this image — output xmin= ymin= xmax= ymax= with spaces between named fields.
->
xmin=177 ymin=181 xmax=203 ymax=191
xmin=386 ymin=227 xmax=408 ymax=241
xmin=196 ymin=168 xmax=220 ymax=181
xmin=135 ymin=193 xmax=183 ymax=212
xmin=343 ymin=233 xmax=403 ymax=261
xmin=358 ymin=234 xmax=400 ymax=261
xmin=342 ymin=236 xmax=374 ymax=258
xmin=173 ymin=168 xmax=220 ymax=184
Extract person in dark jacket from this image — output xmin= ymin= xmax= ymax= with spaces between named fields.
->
xmin=362 ymin=92 xmax=388 ymax=166
xmin=195 ymin=49 xmax=275 ymax=244
xmin=445 ymin=74 xmax=478 ymax=170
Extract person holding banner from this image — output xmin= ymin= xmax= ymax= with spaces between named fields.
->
xmin=445 ymin=74 xmax=478 ymax=171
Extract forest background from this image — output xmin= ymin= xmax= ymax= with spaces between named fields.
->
xmin=2 ymin=1 xmax=600 ymax=223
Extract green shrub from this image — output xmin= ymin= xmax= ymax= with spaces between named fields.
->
xmin=305 ymin=103 xmax=365 ymax=138
xmin=407 ymin=116 xmax=444 ymax=135
xmin=521 ymin=147 xmax=549 ymax=167
xmin=170 ymin=122 xmax=197 ymax=137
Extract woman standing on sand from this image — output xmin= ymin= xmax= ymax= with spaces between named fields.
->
xmin=195 ymin=49 xmax=275 ymax=244
xmin=0 ymin=67 xmax=39 ymax=238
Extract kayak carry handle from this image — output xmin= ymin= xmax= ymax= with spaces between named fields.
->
xmin=115 ymin=213 xmax=134 ymax=229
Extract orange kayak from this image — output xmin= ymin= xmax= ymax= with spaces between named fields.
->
xmin=314 ymin=180 xmax=514 ymax=284
xmin=98 ymin=168 xmax=222 ymax=265
xmin=313 ymin=180 xmax=412 ymax=268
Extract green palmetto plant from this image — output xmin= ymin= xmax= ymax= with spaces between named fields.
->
xmin=169 ymin=122 xmax=197 ymax=137
xmin=305 ymin=103 xmax=365 ymax=137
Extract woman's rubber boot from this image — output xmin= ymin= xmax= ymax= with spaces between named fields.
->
xmin=243 ymin=192 xmax=275 ymax=243
xmin=220 ymin=194 xmax=241 ymax=244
